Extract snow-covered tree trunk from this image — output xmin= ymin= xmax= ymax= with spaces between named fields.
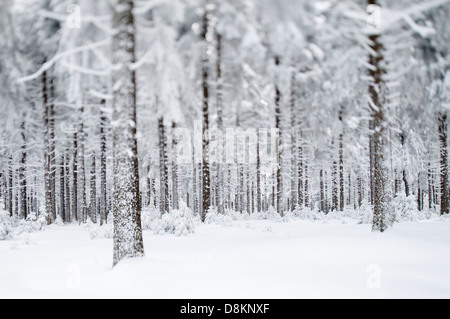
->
xmin=65 ymin=151 xmax=71 ymax=222
xmin=43 ymin=69 xmax=53 ymax=224
xmin=90 ymin=153 xmax=97 ymax=223
xmin=256 ymin=133 xmax=262 ymax=212
xmin=112 ymin=0 xmax=144 ymax=267
xmin=59 ymin=154 xmax=65 ymax=222
xmin=304 ymin=160 xmax=309 ymax=208
xmin=158 ymin=117 xmax=168 ymax=214
xmin=171 ymin=122 xmax=179 ymax=211
xmin=368 ymin=2 xmax=393 ymax=231
xmin=216 ymin=32 xmax=225 ymax=215
xmin=201 ymin=11 xmax=211 ymax=222
xmin=290 ymin=71 xmax=297 ymax=211
xmin=100 ymin=108 xmax=108 ymax=225
xmin=298 ymin=131 xmax=303 ymax=209
xmin=332 ymin=158 xmax=338 ymax=212
xmin=72 ymin=132 xmax=78 ymax=223
xmin=320 ymin=168 xmax=325 ymax=212
xmin=19 ymin=120 xmax=27 ymax=219
xmin=49 ymin=77 xmax=56 ymax=220
xmin=274 ymin=56 xmax=283 ymax=216
xmin=438 ymin=112 xmax=449 ymax=215
xmin=78 ymin=107 xmax=87 ymax=223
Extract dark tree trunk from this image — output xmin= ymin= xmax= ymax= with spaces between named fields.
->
xmin=320 ymin=169 xmax=325 ymax=213
xmin=60 ymin=154 xmax=65 ymax=222
xmin=19 ymin=120 xmax=27 ymax=219
xmin=216 ymin=32 xmax=225 ymax=215
xmin=49 ymin=77 xmax=56 ymax=221
xmin=172 ymin=122 xmax=179 ymax=211
xmin=43 ymin=70 xmax=53 ymax=224
xmin=256 ymin=132 xmax=262 ymax=212
xmin=159 ymin=117 xmax=169 ymax=214
xmin=65 ymin=151 xmax=71 ymax=222
xmin=8 ymin=158 xmax=13 ymax=217
xmin=100 ymin=107 xmax=108 ymax=225
xmin=339 ymin=112 xmax=344 ymax=211
xmin=90 ymin=153 xmax=97 ymax=223
xmin=201 ymin=11 xmax=210 ymax=222
xmin=78 ymin=107 xmax=87 ymax=223
xmin=72 ymin=132 xmax=78 ymax=222
xmin=332 ymin=159 xmax=338 ymax=212
xmin=274 ymin=56 xmax=283 ymax=216
xmin=438 ymin=112 xmax=449 ymax=215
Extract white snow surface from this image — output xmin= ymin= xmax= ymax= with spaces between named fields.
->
xmin=1 ymin=216 xmax=450 ymax=299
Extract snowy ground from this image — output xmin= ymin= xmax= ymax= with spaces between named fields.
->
xmin=1 ymin=218 xmax=450 ymax=299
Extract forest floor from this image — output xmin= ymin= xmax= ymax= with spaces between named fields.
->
xmin=0 ymin=218 xmax=449 ymax=299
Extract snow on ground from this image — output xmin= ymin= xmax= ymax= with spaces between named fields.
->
xmin=1 ymin=217 xmax=450 ymax=299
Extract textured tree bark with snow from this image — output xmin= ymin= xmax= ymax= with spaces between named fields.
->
xmin=72 ymin=132 xmax=78 ymax=222
xmin=367 ymin=2 xmax=393 ymax=232
xmin=201 ymin=11 xmax=211 ymax=222
xmin=19 ymin=120 xmax=27 ymax=219
xmin=112 ymin=0 xmax=144 ymax=267
xmin=438 ymin=112 xmax=449 ymax=215
xmin=43 ymin=70 xmax=53 ymax=224
xmin=100 ymin=108 xmax=108 ymax=225
xmin=78 ymin=107 xmax=87 ymax=223
xmin=90 ymin=153 xmax=97 ymax=223
xmin=159 ymin=117 xmax=169 ymax=214
xmin=274 ymin=56 xmax=283 ymax=216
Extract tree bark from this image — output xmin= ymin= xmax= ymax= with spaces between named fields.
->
xmin=367 ymin=3 xmax=392 ymax=231
xmin=90 ymin=153 xmax=97 ymax=223
xmin=112 ymin=0 xmax=144 ymax=267
xmin=19 ymin=120 xmax=27 ymax=219
xmin=43 ymin=70 xmax=53 ymax=224
xmin=158 ymin=117 xmax=169 ymax=214
xmin=100 ymin=107 xmax=108 ymax=225
xmin=59 ymin=154 xmax=65 ymax=222
xmin=201 ymin=10 xmax=211 ymax=221
xmin=438 ymin=112 xmax=449 ymax=215
xmin=274 ymin=56 xmax=283 ymax=216
xmin=72 ymin=132 xmax=78 ymax=222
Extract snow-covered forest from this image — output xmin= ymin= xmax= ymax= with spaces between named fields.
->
xmin=1 ymin=0 xmax=450 ymax=299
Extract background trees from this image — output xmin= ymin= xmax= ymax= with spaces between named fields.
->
xmin=0 ymin=0 xmax=449 ymax=238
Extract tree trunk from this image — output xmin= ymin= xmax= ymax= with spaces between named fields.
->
xmin=49 ymin=77 xmax=56 ymax=221
xmin=78 ymin=107 xmax=87 ymax=223
xmin=274 ymin=56 xmax=283 ymax=216
xmin=65 ymin=151 xmax=71 ymax=222
xmin=304 ymin=161 xmax=309 ymax=208
xmin=19 ymin=120 xmax=27 ymax=219
xmin=171 ymin=122 xmax=179 ymax=211
xmin=43 ymin=70 xmax=53 ymax=224
xmin=72 ymin=132 xmax=78 ymax=223
xmin=90 ymin=153 xmax=97 ymax=223
xmin=59 ymin=154 xmax=65 ymax=222
xmin=216 ymin=32 xmax=225 ymax=215
xmin=256 ymin=132 xmax=262 ymax=212
xmin=320 ymin=169 xmax=325 ymax=212
xmin=158 ymin=117 xmax=169 ymax=214
xmin=339 ymin=113 xmax=344 ymax=211
xmin=438 ymin=111 xmax=449 ymax=215
xmin=201 ymin=11 xmax=210 ymax=222
xmin=332 ymin=159 xmax=338 ymax=212
xmin=112 ymin=0 xmax=144 ymax=267
xmin=100 ymin=107 xmax=108 ymax=225
xmin=290 ymin=71 xmax=297 ymax=211
xmin=8 ymin=158 xmax=13 ymax=217
xmin=368 ymin=3 xmax=392 ymax=231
